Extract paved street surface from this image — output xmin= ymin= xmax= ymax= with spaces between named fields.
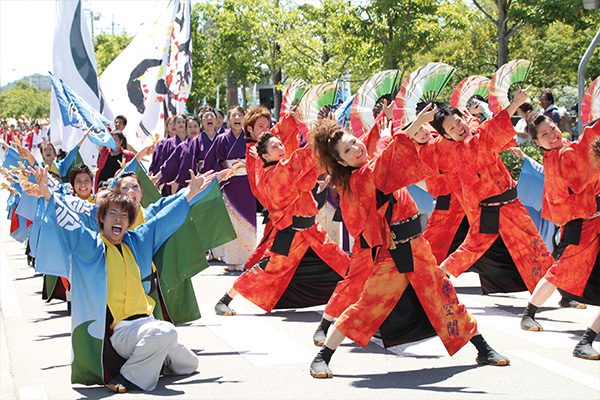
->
xmin=1 ymin=187 xmax=599 ymax=400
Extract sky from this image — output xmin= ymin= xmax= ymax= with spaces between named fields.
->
xmin=0 ymin=0 xmax=338 ymax=90
xmin=0 ymin=0 xmax=165 ymax=88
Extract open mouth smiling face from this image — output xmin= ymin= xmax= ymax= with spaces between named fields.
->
xmin=101 ymin=205 xmax=130 ymax=245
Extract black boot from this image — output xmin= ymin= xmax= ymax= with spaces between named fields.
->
xmin=471 ymin=334 xmax=510 ymax=366
xmin=313 ymin=318 xmax=332 ymax=346
xmin=310 ymin=346 xmax=335 ymax=378
xmin=520 ymin=302 xmax=543 ymax=331
xmin=559 ymin=294 xmax=587 ymax=309
xmin=573 ymin=328 xmax=600 ymax=360
xmin=215 ymin=293 xmax=236 ymax=316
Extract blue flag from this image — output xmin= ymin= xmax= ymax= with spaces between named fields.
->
xmin=49 ymin=72 xmax=116 ymax=151
xmin=334 ymin=94 xmax=355 ymax=126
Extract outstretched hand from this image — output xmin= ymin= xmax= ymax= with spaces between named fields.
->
xmin=28 ymin=165 xmax=52 ymax=200
xmin=316 ymin=174 xmax=331 ymax=194
xmin=382 ymin=99 xmax=394 ymax=120
xmin=249 ymin=145 xmax=258 ymax=159
xmin=377 ymin=117 xmax=393 ymax=138
xmin=507 ymin=86 xmax=530 ymax=117
xmin=508 ymin=147 xmax=526 ymax=160
xmin=289 ymin=105 xmax=299 ymax=121
xmin=185 ymin=169 xmax=218 ymax=202
xmin=217 ymin=168 xmax=234 ymax=183
xmin=513 ymin=86 xmax=530 ymax=107
xmin=136 ymin=143 xmax=156 ymax=163
xmin=415 ymin=103 xmax=437 ymax=124
xmin=406 ymin=103 xmax=437 ymax=140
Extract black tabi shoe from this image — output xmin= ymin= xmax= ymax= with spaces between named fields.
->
xmin=476 ymin=348 xmax=510 ymax=366
xmin=107 ymin=374 xmax=133 ymax=393
xmin=559 ymin=299 xmax=587 ymax=309
xmin=313 ymin=326 xmax=327 ymax=347
xmin=573 ymin=342 xmax=600 ymax=360
xmin=573 ymin=330 xmax=600 ymax=361
xmin=310 ymin=356 xmax=333 ymax=378
xmin=215 ymin=301 xmax=236 ymax=316
xmin=310 ymin=346 xmax=335 ymax=378
xmin=520 ymin=315 xmax=543 ymax=331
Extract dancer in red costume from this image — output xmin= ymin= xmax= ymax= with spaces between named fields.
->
xmin=520 ymin=114 xmax=600 ymax=360
xmin=214 ymin=127 xmax=350 ymax=315
xmin=416 ymin=118 xmax=477 ymax=265
xmin=308 ymin=106 xmax=509 ymax=379
xmin=429 ymin=88 xmax=554 ymax=295
xmin=241 ymin=106 xmax=302 ymax=272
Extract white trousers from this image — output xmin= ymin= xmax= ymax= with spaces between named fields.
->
xmin=110 ymin=316 xmax=198 ymax=391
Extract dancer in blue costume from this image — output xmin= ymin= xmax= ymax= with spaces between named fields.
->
xmin=31 ymin=164 xmax=217 ymax=393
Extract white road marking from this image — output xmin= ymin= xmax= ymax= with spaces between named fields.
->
xmin=18 ymin=384 xmax=49 ymax=400
xmin=509 ymin=349 xmax=600 ymax=391
xmin=200 ymin=304 xmax=315 ymax=366
xmin=0 ymin=242 xmax=23 ymax=317
xmin=461 ymin=297 xmax=580 ymax=348
xmin=370 ymin=336 xmax=451 ymax=357
xmin=508 ymin=290 xmax=598 ymax=320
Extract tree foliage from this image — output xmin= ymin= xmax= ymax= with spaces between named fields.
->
xmin=359 ymin=0 xmax=440 ymax=75
xmin=93 ymin=32 xmax=133 ymax=76
xmin=281 ymin=0 xmax=371 ymax=85
xmin=0 ymin=81 xmax=51 ymax=119
xmin=110 ymin=0 xmax=600 ymax=120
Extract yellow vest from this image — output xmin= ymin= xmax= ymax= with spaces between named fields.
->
xmin=48 ymin=161 xmax=59 ymax=177
xmin=129 ymin=207 xmax=146 ymax=230
xmin=101 ymin=235 xmax=155 ymax=328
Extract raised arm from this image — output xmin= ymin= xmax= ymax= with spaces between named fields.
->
xmin=559 ymin=120 xmax=600 ymax=193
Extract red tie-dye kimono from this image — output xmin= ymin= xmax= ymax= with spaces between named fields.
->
xmin=333 ymin=129 xmax=477 ymax=355
xmin=541 ymin=120 xmax=600 ymax=300
xmin=242 ymin=114 xmax=303 ymax=270
xmin=417 ymin=136 xmax=472 ymax=264
xmin=233 ymin=141 xmax=349 ymax=313
xmin=437 ymin=110 xmax=554 ymax=293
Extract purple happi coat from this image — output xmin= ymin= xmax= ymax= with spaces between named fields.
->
xmin=160 ymin=137 xmax=190 ymax=187
xmin=174 ymin=131 xmax=219 ymax=189
xmin=202 ymin=129 xmax=256 ymax=227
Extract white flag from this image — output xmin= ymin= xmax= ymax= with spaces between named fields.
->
xmin=100 ymin=0 xmax=192 ymax=151
xmin=52 ymin=0 xmax=109 ymax=168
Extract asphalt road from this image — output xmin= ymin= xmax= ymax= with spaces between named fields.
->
xmin=1 ymin=189 xmax=599 ymax=400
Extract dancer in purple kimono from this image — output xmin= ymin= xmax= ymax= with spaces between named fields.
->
xmin=152 ymin=114 xmax=188 ymax=195
xmin=149 ymin=115 xmax=177 ymax=176
xmin=202 ymin=106 xmax=256 ymax=270
xmin=154 ymin=116 xmax=201 ymax=193
xmin=173 ymin=107 xmax=220 ymax=191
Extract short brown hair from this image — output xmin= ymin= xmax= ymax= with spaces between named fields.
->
xmin=227 ymin=106 xmax=245 ymax=122
xmin=96 ymin=189 xmax=136 ymax=231
xmin=40 ymin=141 xmax=56 ymax=155
xmin=115 ymin=171 xmax=143 ymax=192
xmin=243 ymin=106 xmax=271 ymax=138
xmin=69 ymin=163 xmax=93 ymax=188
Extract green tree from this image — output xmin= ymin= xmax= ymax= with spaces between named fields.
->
xmin=189 ymin=1 xmax=266 ymax=114
xmin=358 ymin=0 xmax=441 ymax=74
xmin=280 ymin=0 xmax=372 ymax=85
xmin=512 ymin=22 xmax=600 ymax=89
xmin=191 ymin=0 xmax=298 ymax=118
xmin=234 ymin=0 xmax=298 ymax=118
xmin=471 ymin=0 xmax=600 ymax=69
xmin=0 ymin=81 xmax=51 ymax=119
xmin=93 ymin=32 xmax=133 ymax=76
xmin=420 ymin=0 xmax=498 ymax=91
